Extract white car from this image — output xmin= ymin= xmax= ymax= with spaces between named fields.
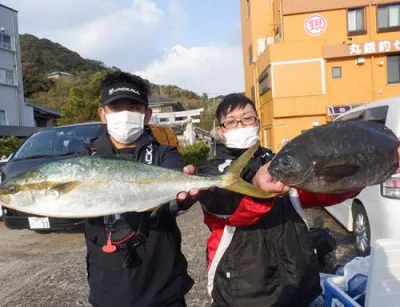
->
xmin=324 ymin=96 xmax=400 ymax=256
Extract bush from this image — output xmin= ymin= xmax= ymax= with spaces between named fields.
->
xmin=180 ymin=141 xmax=210 ymax=166
xmin=0 ymin=137 xmax=24 ymax=157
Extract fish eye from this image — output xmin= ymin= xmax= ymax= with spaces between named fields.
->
xmin=8 ymin=185 xmax=17 ymax=194
xmin=280 ymin=156 xmax=292 ymax=166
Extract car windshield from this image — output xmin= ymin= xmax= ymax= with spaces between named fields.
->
xmin=13 ymin=124 xmax=105 ymax=161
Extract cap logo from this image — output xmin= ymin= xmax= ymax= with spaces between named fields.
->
xmin=108 ymin=87 xmax=140 ymax=96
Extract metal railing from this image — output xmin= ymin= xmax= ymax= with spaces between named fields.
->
xmin=0 ymin=42 xmax=12 ymax=50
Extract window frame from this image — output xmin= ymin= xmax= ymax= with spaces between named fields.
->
xmin=258 ymin=65 xmax=271 ymax=95
xmin=248 ymin=44 xmax=253 ymax=64
xmin=0 ymin=33 xmax=12 ymax=50
xmin=332 ymin=67 xmax=342 ymax=79
xmin=5 ymin=69 xmax=14 ymax=85
xmin=0 ymin=68 xmax=15 ymax=85
xmin=377 ymin=3 xmax=400 ymax=33
xmin=0 ymin=110 xmax=6 ymax=125
xmin=387 ymin=54 xmax=400 ymax=85
xmin=347 ymin=6 xmax=367 ymax=36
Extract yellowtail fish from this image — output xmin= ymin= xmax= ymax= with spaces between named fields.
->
xmin=0 ymin=142 xmax=276 ymax=218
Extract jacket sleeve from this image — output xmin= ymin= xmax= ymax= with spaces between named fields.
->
xmin=202 ymin=196 xmax=274 ymax=227
xmin=159 ymin=146 xmax=184 ymax=171
xmin=297 ymin=189 xmax=363 ymax=209
xmin=197 ymin=148 xmax=274 ymax=217
xmin=198 ymin=187 xmax=244 ymax=216
xmin=225 ymin=196 xmax=274 ymax=227
xmin=197 ymin=161 xmax=245 ymax=216
xmin=198 ymin=166 xmax=275 ymax=225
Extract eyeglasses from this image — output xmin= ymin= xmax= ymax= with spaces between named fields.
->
xmin=220 ymin=116 xmax=258 ymax=129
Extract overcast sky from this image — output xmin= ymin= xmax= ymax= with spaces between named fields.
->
xmin=3 ymin=0 xmax=245 ymax=97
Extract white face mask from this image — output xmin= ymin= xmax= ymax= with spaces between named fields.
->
xmin=105 ymin=111 xmax=145 ymax=144
xmin=223 ymin=126 xmax=260 ymax=149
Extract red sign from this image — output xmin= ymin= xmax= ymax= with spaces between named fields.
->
xmin=305 ymin=15 xmax=327 ymax=36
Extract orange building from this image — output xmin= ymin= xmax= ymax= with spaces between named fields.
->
xmin=240 ymin=0 xmax=400 ymax=151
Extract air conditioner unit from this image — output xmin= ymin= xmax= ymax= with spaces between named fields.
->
xmin=257 ymin=38 xmax=267 ymax=56
xmin=266 ymin=36 xmax=274 ymax=46
xmin=356 ymin=57 xmax=365 ymax=65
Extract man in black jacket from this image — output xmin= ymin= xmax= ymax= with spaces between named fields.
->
xmin=190 ymin=94 xmax=363 ymax=307
xmin=84 ymin=71 xmax=195 ymax=307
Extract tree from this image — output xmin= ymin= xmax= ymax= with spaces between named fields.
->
xmin=59 ymin=72 xmax=103 ymax=125
xmin=30 ymin=72 xmax=92 ymax=111
xmin=22 ymin=63 xmax=54 ymax=97
xmin=202 ymin=92 xmax=209 ymax=101
xmin=198 ymin=98 xmax=220 ymax=131
xmin=20 ymin=34 xmax=107 ymax=98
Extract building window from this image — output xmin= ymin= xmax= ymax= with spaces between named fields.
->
xmin=263 ymin=127 xmax=272 ymax=148
xmin=0 ymin=68 xmax=14 ymax=85
xmin=387 ymin=54 xmax=400 ymax=84
xmin=332 ymin=67 xmax=342 ymax=78
xmin=249 ymin=44 xmax=253 ymax=64
xmin=347 ymin=7 xmax=366 ymax=35
xmin=251 ymin=86 xmax=255 ymax=102
xmin=5 ymin=69 xmax=14 ymax=84
xmin=246 ymin=0 xmax=250 ymax=19
xmin=0 ymin=33 xmax=11 ymax=50
xmin=0 ymin=111 xmax=6 ymax=125
xmin=258 ymin=65 xmax=271 ymax=95
xmin=378 ymin=4 xmax=400 ymax=32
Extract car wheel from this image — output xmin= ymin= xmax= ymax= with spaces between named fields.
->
xmin=352 ymin=202 xmax=371 ymax=257
xmin=34 ymin=230 xmax=52 ymax=234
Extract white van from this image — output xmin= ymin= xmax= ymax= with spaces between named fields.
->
xmin=324 ymin=96 xmax=400 ymax=256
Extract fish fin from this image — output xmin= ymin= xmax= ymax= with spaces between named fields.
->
xmin=224 ymin=178 xmax=277 ymax=199
xmin=225 ymin=141 xmax=260 ymax=175
xmin=315 ymin=165 xmax=360 ymax=182
xmin=50 ymin=181 xmax=81 ymax=196
xmin=223 ymin=141 xmax=277 ymax=199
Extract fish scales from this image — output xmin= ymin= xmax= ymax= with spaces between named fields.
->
xmin=269 ymin=121 xmax=399 ymax=193
xmin=0 ymin=142 xmax=278 ymax=218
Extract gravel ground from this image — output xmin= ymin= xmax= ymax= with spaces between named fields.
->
xmin=0 ymin=205 xmax=355 ymax=307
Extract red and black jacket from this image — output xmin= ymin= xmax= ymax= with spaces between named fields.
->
xmin=197 ymin=144 xmax=359 ymax=307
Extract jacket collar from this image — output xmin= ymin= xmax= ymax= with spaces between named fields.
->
xmin=216 ymin=143 xmax=263 ymax=160
xmin=92 ymin=129 xmax=157 ymax=156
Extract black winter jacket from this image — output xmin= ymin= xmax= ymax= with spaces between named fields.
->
xmin=84 ymin=131 xmax=194 ymax=307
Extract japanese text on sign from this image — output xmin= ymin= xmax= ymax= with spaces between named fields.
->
xmin=305 ymin=15 xmax=327 ymax=36
xmin=349 ymin=40 xmax=400 ymax=55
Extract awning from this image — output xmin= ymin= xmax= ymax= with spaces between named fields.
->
xmin=327 ymin=104 xmax=365 ymax=118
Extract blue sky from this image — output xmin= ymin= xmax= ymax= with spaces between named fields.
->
xmin=2 ymin=0 xmax=244 ymax=97
xmin=156 ymin=0 xmax=242 ymax=46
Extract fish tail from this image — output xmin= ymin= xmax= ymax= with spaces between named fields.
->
xmin=221 ymin=141 xmax=278 ymax=199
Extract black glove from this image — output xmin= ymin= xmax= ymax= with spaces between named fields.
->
xmin=149 ymin=196 xmax=197 ymax=221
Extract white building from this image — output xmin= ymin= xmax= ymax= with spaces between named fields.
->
xmin=0 ymin=4 xmax=35 ymax=131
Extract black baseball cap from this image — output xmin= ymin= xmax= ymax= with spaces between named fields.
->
xmin=101 ymin=82 xmax=149 ymax=106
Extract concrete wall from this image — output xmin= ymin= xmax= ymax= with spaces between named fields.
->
xmin=0 ymin=4 xmax=31 ymax=127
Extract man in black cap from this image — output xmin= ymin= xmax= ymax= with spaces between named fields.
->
xmin=84 ymin=70 xmax=196 ymax=307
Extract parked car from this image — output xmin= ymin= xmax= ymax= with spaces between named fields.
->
xmin=1 ymin=122 xmax=105 ymax=232
xmin=324 ymin=96 xmax=400 ymax=256
xmin=0 ymin=153 xmax=12 ymax=168
xmin=1 ymin=121 xmax=181 ymax=233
